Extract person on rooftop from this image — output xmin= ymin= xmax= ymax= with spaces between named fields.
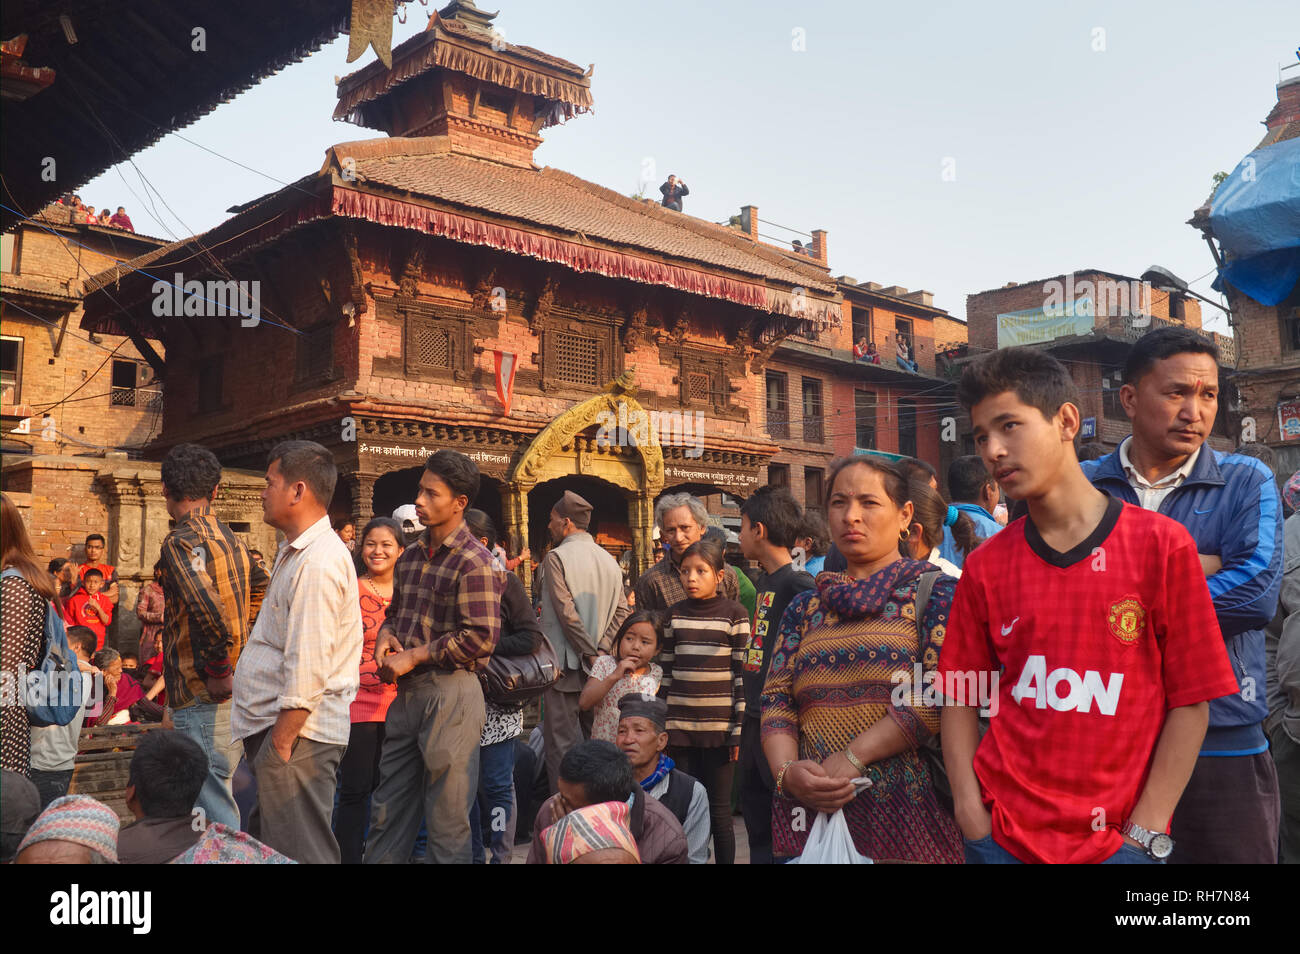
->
xmin=109 ymin=206 xmax=135 ymax=232
xmin=660 ymin=175 xmax=689 ymax=212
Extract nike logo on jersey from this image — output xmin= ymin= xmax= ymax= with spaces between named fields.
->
xmin=1001 ymin=617 xmax=1020 ymax=636
xmin=1011 ymin=655 xmax=1125 ymax=716
xmin=1193 ymin=507 xmax=1214 ymax=515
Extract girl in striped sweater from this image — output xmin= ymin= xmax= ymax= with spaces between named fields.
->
xmin=663 ymin=538 xmax=750 ymax=864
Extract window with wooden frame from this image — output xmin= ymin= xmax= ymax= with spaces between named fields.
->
xmin=766 ymin=371 xmax=789 ymax=440
xmin=804 ymin=466 xmax=824 ymax=514
xmin=538 ymin=313 xmax=620 ymax=393
xmin=802 ymin=376 xmax=824 ymax=443
xmin=768 ymin=463 xmax=790 ymax=488
xmin=110 ymin=359 xmax=141 ymax=406
xmin=1 ymin=336 xmax=23 ymax=404
xmin=296 ymin=324 xmax=335 ymax=384
xmin=400 ymin=302 xmax=476 ymax=383
xmin=678 ymin=350 xmax=728 ymax=409
xmin=855 ymin=390 xmax=876 ymax=449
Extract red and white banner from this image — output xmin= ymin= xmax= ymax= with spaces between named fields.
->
xmin=493 ymin=350 xmax=518 ymax=416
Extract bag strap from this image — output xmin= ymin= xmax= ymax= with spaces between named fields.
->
xmin=629 ymin=787 xmax=647 ymax=842
xmin=914 ymin=570 xmax=941 ymax=633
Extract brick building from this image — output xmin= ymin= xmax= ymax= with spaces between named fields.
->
xmin=760 ymin=271 xmax=962 ymax=515
xmin=1189 ymin=71 xmax=1300 ymax=479
xmin=962 ymin=269 xmax=1238 ymax=455
xmin=78 ymin=2 xmax=841 ymax=587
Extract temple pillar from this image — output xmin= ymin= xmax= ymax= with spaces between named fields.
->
xmin=504 ymin=481 xmax=531 ymax=592
xmin=629 ymin=490 xmax=653 ymax=583
xmin=345 ymin=471 xmax=379 ymax=530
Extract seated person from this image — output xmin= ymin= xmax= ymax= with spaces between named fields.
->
xmin=853 ymin=337 xmax=870 ymax=360
xmin=89 ymin=648 xmax=165 ymax=726
xmin=865 ymin=341 xmax=880 ymax=363
xmin=118 ymin=729 xmax=207 ymax=863
xmin=1 ymin=770 xmax=41 ymax=863
xmin=62 ymin=567 xmax=111 ymax=650
xmin=170 ymin=824 xmax=294 ymax=864
xmin=14 ymin=794 xmax=119 ymax=863
xmin=526 ymin=740 xmax=687 ymax=864
xmin=616 ymin=694 xmax=710 ymax=864
xmin=540 ymin=801 xmax=640 ymax=864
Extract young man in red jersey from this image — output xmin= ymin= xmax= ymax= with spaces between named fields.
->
xmin=938 ymin=347 xmax=1238 ymax=864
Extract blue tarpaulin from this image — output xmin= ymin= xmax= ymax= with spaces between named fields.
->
xmin=1209 ymin=136 xmax=1300 ymax=306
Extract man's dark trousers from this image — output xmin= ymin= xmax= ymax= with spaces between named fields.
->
xmin=738 ymin=715 xmax=774 ymax=864
xmin=243 ymin=728 xmax=345 ymax=864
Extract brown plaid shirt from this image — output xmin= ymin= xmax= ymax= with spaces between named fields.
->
xmin=159 ymin=505 xmax=269 ymax=709
xmin=379 ymin=520 xmax=504 ymax=673
xmin=634 ymin=550 xmax=739 ymax=616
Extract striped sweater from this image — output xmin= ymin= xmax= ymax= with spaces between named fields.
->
xmin=662 ymin=595 xmax=750 ymax=747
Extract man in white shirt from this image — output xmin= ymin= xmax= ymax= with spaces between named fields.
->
xmin=233 ymin=440 xmax=362 ymax=864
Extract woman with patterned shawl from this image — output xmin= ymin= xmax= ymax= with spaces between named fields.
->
xmin=761 ymin=456 xmax=963 ymax=863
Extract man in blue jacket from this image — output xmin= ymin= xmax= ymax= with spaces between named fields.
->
xmin=1081 ymin=327 xmax=1283 ymax=864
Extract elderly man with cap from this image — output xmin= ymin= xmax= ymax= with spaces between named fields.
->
xmin=616 ymin=693 xmax=711 ymax=864
xmin=14 ymin=794 xmax=120 ymax=863
xmin=635 ymin=492 xmax=740 ymax=616
xmin=539 ymin=490 xmax=630 ymax=790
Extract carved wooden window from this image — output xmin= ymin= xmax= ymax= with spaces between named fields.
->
xmin=398 ymin=301 xmax=475 ymax=383
xmin=413 ymin=324 xmax=451 ymax=369
xmin=687 ymin=371 xmax=711 ymax=402
xmin=296 ymin=324 xmax=334 ymax=384
xmin=552 ymin=331 xmax=599 ymax=386
xmin=538 ymin=312 xmax=620 ymax=393
xmin=676 ymin=349 xmax=728 ymax=410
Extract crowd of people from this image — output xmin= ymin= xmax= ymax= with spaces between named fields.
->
xmin=54 ymin=194 xmax=135 ymax=231
xmin=1 ymin=326 xmax=1296 ymax=865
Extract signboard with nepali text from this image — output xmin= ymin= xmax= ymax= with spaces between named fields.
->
xmin=1280 ymin=400 xmax=1300 ymax=442
xmin=996 ymin=297 xmax=1095 ymax=348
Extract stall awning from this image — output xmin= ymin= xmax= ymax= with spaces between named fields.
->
xmin=1209 ymin=137 xmax=1300 ymax=306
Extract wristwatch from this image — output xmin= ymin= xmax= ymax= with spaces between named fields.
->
xmin=1120 ymin=819 xmax=1175 ymax=860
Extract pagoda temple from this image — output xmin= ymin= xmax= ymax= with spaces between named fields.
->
xmin=80 ymin=0 xmax=841 ymax=582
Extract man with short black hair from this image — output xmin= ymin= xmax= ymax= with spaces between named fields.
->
xmin=159 ymin=442 xmax=268 ymax=833
xmin=939 ymin=455 xmax=1003 ymax=569
xmin=234 ymin=440 xmax=361 ymax=864
xmin=525 ymin=739 xmax=688 ymax=864
xmin=77 ymin=532 xmax=119 ymax=607
xmin=539 ymin=489 xmax=630 ymax=791
xmin=365 ymin=450 xmax=505 ymax=864
xmin=118 ymin=729 xmax=207 ymax=863
xmin=737 ymin=485 xmax=815 ymax=863
xmin=1081 ymin=327 xmax=1283 ymax=864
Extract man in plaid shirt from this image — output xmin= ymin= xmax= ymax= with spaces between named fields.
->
xmin=365 ymin=450 xmax=504 ymax=864
xmin=159 ymin=443 xmax=268 ymax=832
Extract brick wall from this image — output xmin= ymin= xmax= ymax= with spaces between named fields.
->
xmin=3 ymin=219 xmax=167 ymax=455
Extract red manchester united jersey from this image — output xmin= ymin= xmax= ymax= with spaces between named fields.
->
xmin=938 ymin=493 xmax=1238 ymax=863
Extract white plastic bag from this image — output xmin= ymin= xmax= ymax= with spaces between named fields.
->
xmin=791 ymin=777 xmax=874 ymax=864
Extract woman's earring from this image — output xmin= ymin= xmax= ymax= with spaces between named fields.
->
xmin=899 ymin=527 xmax=910 ymax=541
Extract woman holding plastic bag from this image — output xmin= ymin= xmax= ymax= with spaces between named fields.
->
xmin=761 ymin=458 xmax=963 ymax=863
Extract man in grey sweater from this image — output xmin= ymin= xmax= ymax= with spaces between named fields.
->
xmin=539 ymin=491 xmax=629 ymax=790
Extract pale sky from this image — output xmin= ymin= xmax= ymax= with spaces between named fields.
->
xmin=78 ymin=0 xmax=1299 ymax=335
